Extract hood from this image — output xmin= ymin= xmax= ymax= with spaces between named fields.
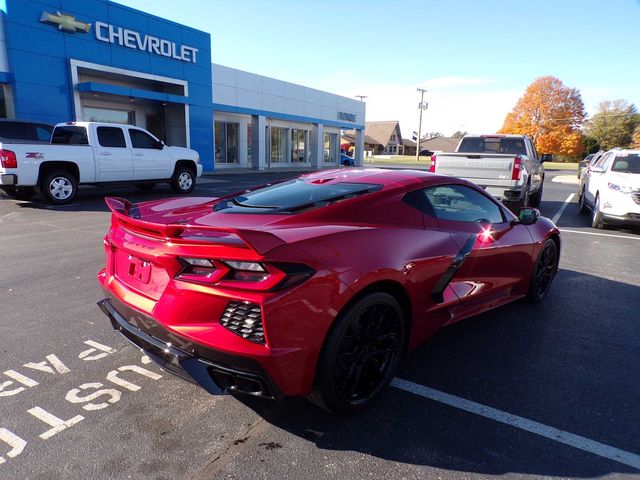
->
xmin=608 ymin=172 xmax=640 ymax=189
xmin=167 ymin=145 xmax=198 ymax=160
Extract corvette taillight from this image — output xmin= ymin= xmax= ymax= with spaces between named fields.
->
xmin=175 ymin=257 xmax=314 ymax=291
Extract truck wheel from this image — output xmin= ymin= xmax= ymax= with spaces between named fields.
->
xmin=529 ymin=183 xmax=543 ymax=207
xmin=170 ymin=166 xmax=196 ymax=194
xmin=40 ymin=170 xmax=78 ymax=205
xmin=134 ymin=183 xmax=156 ymax=192
xmin=1 ymin=186 xmax=35 ymax=201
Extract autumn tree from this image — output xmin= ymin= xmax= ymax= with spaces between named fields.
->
xmin=499 ymin=76 xmax=585 ymax=156
xmin=584 ymin=100 xmax=639 ymax=150
xmin=632 ymin=125 xmax=640 ymax=149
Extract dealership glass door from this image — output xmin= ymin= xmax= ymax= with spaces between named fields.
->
xmin=270 ymin=127 xmax=287 ymax=164
xmin=324 ymin=132 xmax=339 ymax=163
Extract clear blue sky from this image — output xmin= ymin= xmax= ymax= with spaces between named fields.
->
xmin=115 ymin=0 xmax=640 ymax=135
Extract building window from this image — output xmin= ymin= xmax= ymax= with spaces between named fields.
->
xmin=391 ymin=134 xmax=396 ymax=141
xmin=324 ymin=132 xmax=338 ymax=163
xmin=83 ymin=107 xmax=134 ymax=125
xmin=0 ymin=87 xmax=7 ymax=118
xmin=215 ymin=121 xmax=239 ymax=163
xmin=291 ymin=129 xmax=307 ymax=163
xmin=270 ymin=127 xmax=287 ymax=163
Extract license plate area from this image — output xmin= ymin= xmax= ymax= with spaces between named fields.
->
xmin=114 ymin=250 xmax=170 ymax=300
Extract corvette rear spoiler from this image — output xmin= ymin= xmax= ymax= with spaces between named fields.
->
xmin=104 ymin=197 xmax=285 ymax=255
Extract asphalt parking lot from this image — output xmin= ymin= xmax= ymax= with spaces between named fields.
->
xmin=1 ymin=169 xmax=638 ymax=480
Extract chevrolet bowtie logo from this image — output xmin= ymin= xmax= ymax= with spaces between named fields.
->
xmin=40 ymin=11 xmax=92 ymax=34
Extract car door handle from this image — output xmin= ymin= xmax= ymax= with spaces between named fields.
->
xmin=100 ymin=152 xmax=112 ymax=156
xmin=133 ymin=153 xmax=144 ymax=157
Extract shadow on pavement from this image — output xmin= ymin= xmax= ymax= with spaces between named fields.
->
xmin=236 ymin=268 xmax=640 ymax=477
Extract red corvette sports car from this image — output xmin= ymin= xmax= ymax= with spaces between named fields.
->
xmin=97 ymin=169 xmax=560 ymax=414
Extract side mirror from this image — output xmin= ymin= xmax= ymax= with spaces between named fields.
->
xmin=518 ymin=207 xmax=540 ymax=225
xmin=155 ymin=140 xmax=165 ymax=149
xmin=540 ymin=154 xmax=552 ymax=163
xmin=590 ymin=165 xmax=605 ymax=174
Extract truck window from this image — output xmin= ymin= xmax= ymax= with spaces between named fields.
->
xmin=130 ymin=129 xmax=158 ymax=149
xmin=423 ymin=184 xmax=505 ymax=223
xmin=0 ymin=122 xmax=34 ymax=140
xmin=35 ymin=125 xmax=53 ymax=142
xmin=52 ymin=126 xmax=89 ymax=145
xmin=458 ymin=137 xmax=527 ymax=155
xmin=97 ymin=127 xmax=127 ymax=148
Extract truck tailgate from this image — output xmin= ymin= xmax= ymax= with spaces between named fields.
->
xmin=435 ymin=153 xmax=516 ymax=181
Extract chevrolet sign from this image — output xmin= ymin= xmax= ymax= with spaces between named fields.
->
xmin=337 ymin=112 xmax=356 ymax=122
xmin=95 ymin=22 xmax=199 ymax=64
xmin=40 ymin=11 xmax=91 ymax=33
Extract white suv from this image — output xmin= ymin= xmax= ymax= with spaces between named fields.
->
xmin=579 ymin=149 xmax=640 ymax=229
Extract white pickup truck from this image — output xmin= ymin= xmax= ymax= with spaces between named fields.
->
xmin=0 ymin=122 xmax=203 ymax=204
xmin=429 ymin=134 xmax=548 ymax=208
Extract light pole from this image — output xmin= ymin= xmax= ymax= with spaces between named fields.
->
xmin=415 ymin=88 xmax=428 ymax=162
xmin=355 ymin=95 xmax=367 ymax=102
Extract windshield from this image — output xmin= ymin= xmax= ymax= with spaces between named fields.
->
xmin=215 ymin=179 xmax=381 ymax=213
xmin=611 ymin=154 xmax=640 ymax=174
xmin=458 ymin=137 xmax=527 ymax=155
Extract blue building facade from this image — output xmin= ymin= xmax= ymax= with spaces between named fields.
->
xmin=1 ymin=0 xmax=214 ymax=169
xmin=0 ymin=0 xmax=366 ymax=171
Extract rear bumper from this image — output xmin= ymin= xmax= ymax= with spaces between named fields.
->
xmin=0 ymin=174 xmax=17 ymax=186
xmin=98 ymin=296 xmax=283 ymax=400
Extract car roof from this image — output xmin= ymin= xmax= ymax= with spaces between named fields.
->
xmin=300 ymin=168 xmax=455 ymax=189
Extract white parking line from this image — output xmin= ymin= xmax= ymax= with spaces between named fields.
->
xmin=391 ymin=378 xmax=640 ymax=470
xmin=552 ymin=193 xmax=575 ymax=224
xmin=559 ymin=229 xmax=640 ymax=241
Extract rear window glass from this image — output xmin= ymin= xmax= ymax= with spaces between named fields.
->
xmin=458 ymin=137 xmax=527 ymax=155
xmin=52 ymin=126 xmax=89 ymax=145
xmin=0 ymin=122 xmax=33 ymax=140
xmin=215 ymin=180 xmax=381 ymax=214
xmin=611 ymin=154 xmax=640 ymax=174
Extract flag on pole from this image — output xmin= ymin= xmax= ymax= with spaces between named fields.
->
xmin=412 ymin=131 xmax=418 ymax=141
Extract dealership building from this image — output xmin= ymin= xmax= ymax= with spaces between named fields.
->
xmin=0 ymin=0 xmax=366 ymax=171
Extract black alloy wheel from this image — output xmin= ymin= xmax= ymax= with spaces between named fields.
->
xmin=310 ymin=292 xmax=406 ymax=414
xmin=527 ymin=239 xmax=558 ymax=303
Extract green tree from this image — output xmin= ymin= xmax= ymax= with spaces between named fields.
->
xmin=582 ymin=135 xmax=600 ymax=155
xmin=451 ymin=130 xmax=467 ymax=139
xmin=584 ymin=100 xmax=639 ymax=150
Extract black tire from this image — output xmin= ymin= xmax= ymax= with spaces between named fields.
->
xmin=170 ymin=165 xmax=196 ymax=194
xmin=309 ymin=292 xmax=406 ymax=415
xmin=578 ymin=188 xmax=589 ymax=215
xmin=527 ymin=238 xmax=558 ymax=303
xmin=529 ymin=182 xmax=543 ymax=208
xmin=39 ymin=170 xmax=78 ymax=205
xmin=1 ymin=186 xmax=35 ymax=201
xmin=134 ymin=183 xmax=156 ymax=192
xmin=591 ymin=194 xmax=605 ymax=229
